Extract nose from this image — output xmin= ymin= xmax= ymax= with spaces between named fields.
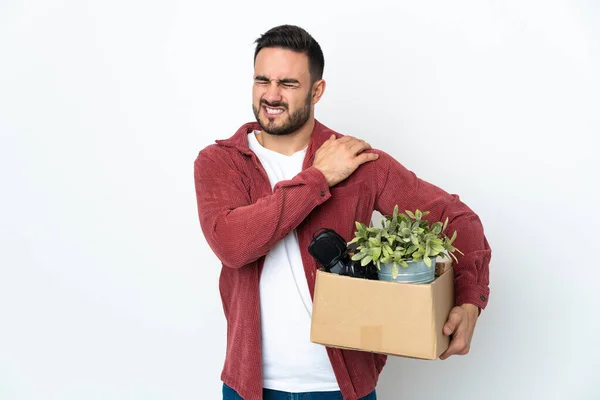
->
xmin=262 ymin=82 xmax=283 ymax=104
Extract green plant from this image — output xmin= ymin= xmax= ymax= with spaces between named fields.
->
xmin=348 ymin=205 xmax=464 ymax=278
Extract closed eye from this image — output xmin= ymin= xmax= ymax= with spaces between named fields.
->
xmin=254 ymin=75 xmax=270 ymax=84
xmin=254 ymin=75 xmax=300 ymax=88
xmin=279 ymin=79 xmax=300 ymax=88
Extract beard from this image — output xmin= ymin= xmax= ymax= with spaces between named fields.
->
xmin=252 ymin=92 xmax=312 ymax=136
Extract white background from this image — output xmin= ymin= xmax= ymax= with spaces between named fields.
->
xmin=1 ymin=1 xmax=599 ymax=399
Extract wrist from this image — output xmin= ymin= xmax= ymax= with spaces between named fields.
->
xmin=460 ymin=303 xmax=480 ymax=318
xmin=314 ymin=167 xmax=334 ymax=187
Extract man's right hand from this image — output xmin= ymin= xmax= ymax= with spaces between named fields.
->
xmin=313 ymin=134 xmax=379 ymax=187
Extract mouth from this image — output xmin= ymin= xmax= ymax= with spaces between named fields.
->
xmin=263 ymin=105 xmax=285 ymax=117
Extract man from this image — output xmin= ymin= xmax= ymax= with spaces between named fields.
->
xmin=194 ymin=25 xmax=491 ymax=400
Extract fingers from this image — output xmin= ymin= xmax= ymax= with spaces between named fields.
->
xmin=347 ymin=139 xmax=372 ymax=156
xmin=354 ymin=152 xmax=379 ymax=166
xmin=335 ymin=135 xmax=369 ymax=149
xmin=444 ymin=308 xmax=463 ymax=336
xmin=439 ymin=330 xmax=470 ymax=360
xmin=440 ymin=308 xmax=471 ymax=360
xmin=320 ymin=134 xmax=336 ymax=148
xmin=344 ymin=136 xmax=376 ymax=166
xmin=313 ymin=134 xmax=378 ymax=187
xmin=331 ymin=136 xmax=372 ymax=161
xmin=335 ymin=135 xmax=355 ymax=143
xmin=321 ymin=135 xmax=371 ymax=153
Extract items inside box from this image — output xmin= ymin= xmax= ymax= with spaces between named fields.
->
xmin=308 ymin=227 xmax=379 ymax=280
xmin=308 ymin=227 xmax=453 ymax=282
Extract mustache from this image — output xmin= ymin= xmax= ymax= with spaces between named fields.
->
xmin=261 ymin=100 xmax=288 ymax=109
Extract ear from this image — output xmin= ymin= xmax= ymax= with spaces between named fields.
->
xmin=311 ymin=79 xmax=326 ymax=105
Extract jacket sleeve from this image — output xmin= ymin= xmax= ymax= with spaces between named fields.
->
xmin=194 ymin=148 xmax=331 ymax=269
xmin=372 ymin=150 xmax=491 ymax=311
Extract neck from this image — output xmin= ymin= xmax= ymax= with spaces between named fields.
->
xmin=257 ymin=118 xmax=315 ymax=156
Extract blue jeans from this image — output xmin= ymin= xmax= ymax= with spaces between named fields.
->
xmin=223 ymin=383 xmax=376 ymax=399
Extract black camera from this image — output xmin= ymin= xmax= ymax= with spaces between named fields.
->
xmin=308 ymin=228 xmax=379 ymax=280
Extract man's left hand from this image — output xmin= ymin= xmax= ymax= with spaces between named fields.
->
xmin=439 ymin=303 xmax=479 ymax=360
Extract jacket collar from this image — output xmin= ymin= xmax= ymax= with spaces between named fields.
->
xmin=215 ymin=119 xmax=337 ymax=167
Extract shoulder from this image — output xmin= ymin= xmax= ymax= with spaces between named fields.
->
xmin=195 ymin=144 xmax=232 ymax=169
xmin=360 ymin=148 xmax=400 ymax=172
xmin=195 ymin=124 xmax=255 ymax=164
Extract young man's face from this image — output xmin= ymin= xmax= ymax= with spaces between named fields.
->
xmin=252 ymin=47 xmax=315 ymax=136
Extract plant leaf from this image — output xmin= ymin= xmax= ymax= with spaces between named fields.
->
xmin=387 ymin=235 xmax=396 ymax=246
xmin=382 ymin=246 xmax=389 ymax=258
xmin=450 ymin=252 xmax=459 ymax=263
xmin=432 ymin=244 xmax=446 ymax=253
xmin=361 ymin=255 xmax=373 ymax=266
xmin=372 ymin=247 xmax=382 ymax=261
xmin=450 ymin=230 xmax=457 ymax=244
xmin=405 ymin=210 xmax=416 ymax=219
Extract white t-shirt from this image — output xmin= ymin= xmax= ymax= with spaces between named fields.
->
xmin=247 ymin=131 xmax=339 ymax=392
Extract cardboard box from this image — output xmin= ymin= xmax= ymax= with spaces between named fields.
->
xmin=310 ymin=264 xmax=455 ymax=360
xmin=435 ymin=256 xmax=452 ymax=276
